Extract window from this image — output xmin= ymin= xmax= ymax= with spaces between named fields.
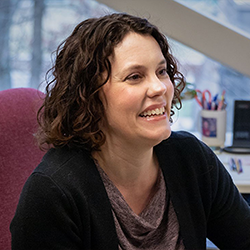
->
xmin=1 ymin=0 xmax=249 ymax=134
xmin=170 ymin=0 xmax=250 ymax=133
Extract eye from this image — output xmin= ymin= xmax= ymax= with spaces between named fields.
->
xmin=125 ymin=73 xmax=142 ymax=82
xmin=158 ymin=68 xmax=168 ymax=76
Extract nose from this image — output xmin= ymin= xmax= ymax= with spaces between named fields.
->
xmin=147 ymin=76 xmax=168 ymax=98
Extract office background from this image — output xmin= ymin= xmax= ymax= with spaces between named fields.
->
xmin=0 ymin=0 xmax=250 ymax=134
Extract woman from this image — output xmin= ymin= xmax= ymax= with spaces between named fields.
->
xmin=11 ymin=13 xmax=250 ymax=249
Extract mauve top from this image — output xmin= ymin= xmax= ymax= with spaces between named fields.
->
xmin=96 ymin=163 xmax=185 ymax=250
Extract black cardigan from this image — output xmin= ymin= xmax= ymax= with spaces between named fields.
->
xmin=10 ymin=131 xmax=250 ymax=249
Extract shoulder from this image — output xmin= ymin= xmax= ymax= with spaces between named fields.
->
xmin=169 ymin=130 xmax=197 ymax=139
xmin=157 ymin=130 xmax=210 ymax=155
xmin=155 ymin=130 xmax=222 ymax=180
xmin=34 ymin=146 xmax=94 ymax=177
xmin=30 ymin=146 xmax=102 ymax=197
xmin=20 ymin=146 xmax=109 ymax=217
xmin=167 ymin=130 xmax=201 ymax=144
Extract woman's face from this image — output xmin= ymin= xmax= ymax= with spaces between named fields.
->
xmin=100 ymin=32 xmax=174 ymax=148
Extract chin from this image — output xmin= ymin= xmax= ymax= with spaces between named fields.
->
xmin=147 ymin=128 xmax=172 ymax=147
xmin=159 ymin=130 xmax=172 ymax=143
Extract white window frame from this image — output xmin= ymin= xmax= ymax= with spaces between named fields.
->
xmin=97 ymin=0 xmax=250 ymax=78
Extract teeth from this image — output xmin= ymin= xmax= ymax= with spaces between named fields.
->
xmin=141 ymin=107 xmax=165 ymax=117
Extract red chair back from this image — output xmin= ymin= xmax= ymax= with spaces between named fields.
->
xmin=0 ymin=88 xmax=45 ymax=249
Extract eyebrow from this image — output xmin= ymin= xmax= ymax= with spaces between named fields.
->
xmin=122 ymin=59 xmax=167 ymax=73
xmin=158 ymin=59 xmax=167 ymax=66
xmin=112 ymin=58 xmax=167 ymax=80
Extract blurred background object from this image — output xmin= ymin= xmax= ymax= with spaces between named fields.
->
xmin=0 ymin=0 xmax=250 ymax=133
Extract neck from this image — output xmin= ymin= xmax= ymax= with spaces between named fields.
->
xmin=92 ymin=138 xmax=160 ymax=214
xmin=92 ymin=139 xmax=158 ymax=187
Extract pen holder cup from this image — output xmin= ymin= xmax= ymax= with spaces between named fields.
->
xmin=200 ymin=109 xmax=227 ymax=147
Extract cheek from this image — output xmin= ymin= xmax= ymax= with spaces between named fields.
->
xmin=169 ymin=82 xmax=175 ymax=98
xmin=166 ymin=82 xmax=174 ymax=104
xmin=165 ymin=83 xmax=174 ymax=115
xmin=111 ymin=87 xmax=141 ymax=107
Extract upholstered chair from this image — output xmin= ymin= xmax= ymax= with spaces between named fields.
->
xmin=0 ymin=88 xmax=45 ymax=249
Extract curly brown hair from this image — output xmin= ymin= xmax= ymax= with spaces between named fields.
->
xmin=36 ymin=13 xmax=185 ymax=151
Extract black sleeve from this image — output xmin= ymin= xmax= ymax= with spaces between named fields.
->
xmin=207 ymin=151 xmax=250 ymax=249
xmin=10 ymin=173 xmax=85 ymax=250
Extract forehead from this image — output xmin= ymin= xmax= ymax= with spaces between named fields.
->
xmin=110 ymin=32 xmax=164 ymax=66
xmin=114 ymin=32 xmax=160 ymax=53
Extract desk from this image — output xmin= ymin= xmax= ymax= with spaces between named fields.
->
xmin=216 ymin=151 xmax=250 ymax=193
xmin=191 ymin=132 xmax=250 ymax=193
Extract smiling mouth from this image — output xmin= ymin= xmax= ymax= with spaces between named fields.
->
xmin=139 ymin=107 xmax=166 ymax=118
